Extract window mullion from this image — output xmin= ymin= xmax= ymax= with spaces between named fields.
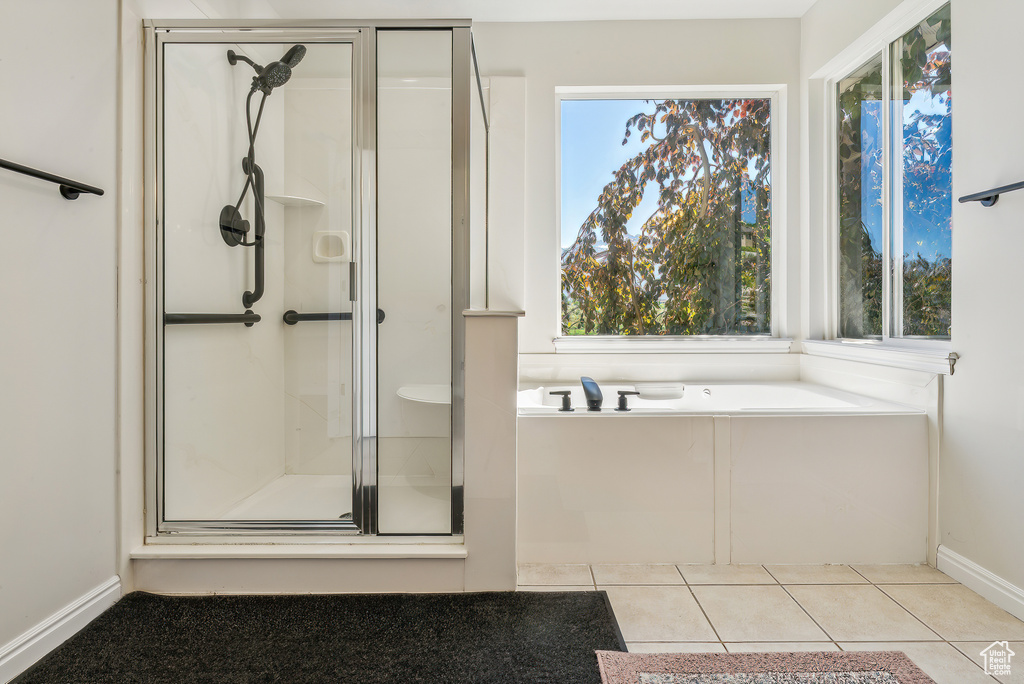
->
xmin=880 ymin=43 xmax=893 ymax=343
xmin=889 ymin=37 xmax=906 ymax=340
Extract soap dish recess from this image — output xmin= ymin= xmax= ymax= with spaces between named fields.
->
xmin=313 ymin=231 xmax=350 ymax=263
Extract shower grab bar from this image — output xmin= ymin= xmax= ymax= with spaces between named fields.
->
xmin=164 ymin=311 xmax=261 ymax=327
xmin=0 ymin=157 xmax=104 ymax=200
xmin=283 ymin=309 xmax=385 ymax=325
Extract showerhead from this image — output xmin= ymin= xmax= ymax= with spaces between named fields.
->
xmin=253 ymin=44 xmax=306 ymax=94
xmin=227 ymin=45 xmax=307 ymax=94
xmin=281 ymin=44 xmax=306 ymax=68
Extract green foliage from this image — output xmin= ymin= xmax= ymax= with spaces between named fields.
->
xmin=561 ymin=99 xmax=771 ymax=336
xmin=903 ymin=255 xmax=951 ymax=337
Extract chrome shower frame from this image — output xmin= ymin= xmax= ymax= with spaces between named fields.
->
xmin=143 ymin=20 xmax=477 ymax=539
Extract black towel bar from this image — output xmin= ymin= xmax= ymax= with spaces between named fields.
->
xmin=958 ymin=179 xmax=1024 ymax=207
xmin=0 ymin=157 xmax=104 ymax=200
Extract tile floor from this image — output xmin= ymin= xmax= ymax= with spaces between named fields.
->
xmin=517 ymin=563 xmax=1024 ymax=684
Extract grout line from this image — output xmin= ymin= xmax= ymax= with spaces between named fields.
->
xmin=948 ymin=641 xmax=1006 ymax=678
xmin=589 ymin=564 xmax=598 ymax=590
xmin=686 ymin=584 xmax=725 ymax=649
xmin=849 ymin=566 xmax=872 ymax=583
xmin=872 ymin=584 xmax=947 ymax=642
xmin=777 ymin=582 xmax=841 ymax=652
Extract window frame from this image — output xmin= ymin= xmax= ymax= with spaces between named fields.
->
xmin=553 ymin=85 xmax=788 ymax=353
xmin=823 ymin=0 xmax=952 ymax=357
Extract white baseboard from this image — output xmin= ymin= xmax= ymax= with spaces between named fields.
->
xmin=0 ymin=577 xmax=121 ymax=684
xmin=937 ymin=545 xmax=1024 ymax=622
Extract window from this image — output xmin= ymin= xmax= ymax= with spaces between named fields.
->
xmin=559 ymin=94 xmax=773 ymax=337
xmin=837 ymin=4 xmax=951 ymax=342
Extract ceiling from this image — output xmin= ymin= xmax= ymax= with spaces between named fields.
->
xmin=171 ymin=0 xmax=820 ymax=22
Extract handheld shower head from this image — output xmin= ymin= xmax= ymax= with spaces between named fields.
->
xmin=227 ymin=45 xmax=306 ymax=94
xmin=281 ymin=44 xmax=306 ymax=68
xmin=253 ymin=45 xmax=307 ymax=94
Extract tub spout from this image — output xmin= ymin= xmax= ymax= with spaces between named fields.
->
xmin=580 ymin=376 xmax=603 ymax=411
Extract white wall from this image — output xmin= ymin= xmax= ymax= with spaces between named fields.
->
xmin=473 ymin=19 xmax=802 ymax=360
xmin=0 ymin=0 xmax=119 ymax=652
xmin=940 ymin=0 xmax=1024 ymax=596
xmin=802 ymin=0 xmax=1024 ymax=605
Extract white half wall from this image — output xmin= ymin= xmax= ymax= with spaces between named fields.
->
xmin=0 ymin=0 xmax=120 ymax=658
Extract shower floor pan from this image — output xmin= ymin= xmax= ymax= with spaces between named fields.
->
xmin=219 ymin=473 xmax=452 ymax=533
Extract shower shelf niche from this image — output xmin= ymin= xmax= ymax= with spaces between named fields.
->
xmin=266 ymin=194 xmax=325 ymax=208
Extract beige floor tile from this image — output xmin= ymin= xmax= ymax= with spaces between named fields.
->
xmin=691 ymin=585 xmax=828 ymax=642
xmin=516 ymin=563 xmax=593 ymax=586
xmin=881 ymin=584 xmax=1024 ymax=642
xmin=515 ymin=585 xmax=594 ymax=592
xmin=766 ymin=565 xmax=868 ymax=585
xmin=786 ymin=584 xmax=939 ymax=642
xmin=852 ymin=564 xmax=957 ymax=584
xmin=592 ymin=564 xmax=685 ymax=585
xmin=725 ymin=642 xmax=839 ymax=653
xmin=952 ymin=641 xmax=1024 ymax=684
xmin=679 ymin=564 xmax=777 ymax=585
xmin=628 ymin=642 xmax=727 ymax=653
xmin=602 ymin=586 xmax=719 ymax=642
xmin=840 ymin=642 xmax=996 ymax=684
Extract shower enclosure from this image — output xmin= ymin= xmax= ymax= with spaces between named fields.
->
xmin=144 ymin=22 xmax=487 ymax=537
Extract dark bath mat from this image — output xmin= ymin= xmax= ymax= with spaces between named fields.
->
xmin=13 ymin=591 xmax=625 ymax=683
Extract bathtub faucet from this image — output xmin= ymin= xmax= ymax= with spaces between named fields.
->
xmin=580 ymin=376 xmax=603 ymax=411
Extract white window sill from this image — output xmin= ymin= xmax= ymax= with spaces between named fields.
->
xmin=802 ymin=339 xmax=955 ymax=375
xmin=553 ymin=336 xmax=793 ymax=354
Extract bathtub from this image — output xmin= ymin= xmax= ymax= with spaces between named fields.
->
xmin=516 ymin=381 xmax=928 ymax=566
xmin=518 ymin=381 xmax=919 ymax=416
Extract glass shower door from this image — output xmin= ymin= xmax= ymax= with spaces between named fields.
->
xmin=157 ymin=36 xmax=362 ymax=530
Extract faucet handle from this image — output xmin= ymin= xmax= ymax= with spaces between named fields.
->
xmin=616 ymin=390 xmax=641 ymax=412
xmin=549 ymin=390 xmax=574 ymax=412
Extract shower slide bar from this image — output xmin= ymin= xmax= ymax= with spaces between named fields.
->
xmin=164 ymin=311 xmax=261 ymax=327
xmin=0 ymin=157 xmax=104 ymax=200
xmin=283 ymin=309 xmax=386 ymax=325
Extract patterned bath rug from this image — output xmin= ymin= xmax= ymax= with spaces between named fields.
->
xmin=597 ymin=651 xmax=936 ymax=684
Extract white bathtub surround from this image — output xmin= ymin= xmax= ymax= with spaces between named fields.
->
xmin=517 ymin=382 xmax=927 ymax=565
xmin=519 ymin=415 xmax=716 ymax=564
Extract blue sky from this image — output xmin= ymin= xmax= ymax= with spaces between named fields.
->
xmin=560 ymin=98 xmax=760 ymax=250
xmin=560 ymin=99 xmax=661 ymax=249
xmin=561 ymin=96 xmax=949 ymax=266
xmin=860 ymin=97 xmax=952 ymax=263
